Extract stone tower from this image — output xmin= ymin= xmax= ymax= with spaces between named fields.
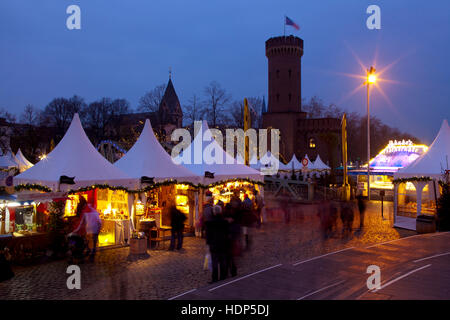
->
xmin=262 ymin=35 xmax=341 ymax=167
xmin=266 ymin=35 xmax=304 ymax=113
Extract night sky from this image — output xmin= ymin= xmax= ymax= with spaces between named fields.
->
xmin=1 ymin=0 xmax=449 ymax=144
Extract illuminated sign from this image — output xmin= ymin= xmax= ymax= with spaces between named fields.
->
xmin=369 ymin=139 xmax=428 ymax=170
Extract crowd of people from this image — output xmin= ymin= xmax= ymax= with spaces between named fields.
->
xmin=200 ymin=189 xmax=264 ymax=283
xmin=318 ymin=195 xmax=367 ymax=239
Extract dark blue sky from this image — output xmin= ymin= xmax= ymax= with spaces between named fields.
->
xmin=1 ymin=0 xmax=449 ymax=144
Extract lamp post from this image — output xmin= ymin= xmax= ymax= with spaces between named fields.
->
xmin=365 ymin=66 xmax=376 ymax=200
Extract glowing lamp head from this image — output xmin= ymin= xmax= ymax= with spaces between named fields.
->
xmin=368 ymin=74 xmax=377 ymax=84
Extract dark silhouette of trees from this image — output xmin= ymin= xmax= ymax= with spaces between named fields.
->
xmin=183 ymin=94 xmax=202 ymax=127
xmin=40 ymin=95 xmax=86 ymax=141
xmin=82 ymin=98 xmax=131 ymax=145
xmin=203 ymin=81 xmax=231 ymax=127
xmin=138 ymin=83 xmax=166 ymax=112
xmin=301 ymin=96 xmax=420 ymax=163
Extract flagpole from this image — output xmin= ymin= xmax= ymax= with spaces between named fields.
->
xmin=283 ymin=15 xmax=286 ymax=37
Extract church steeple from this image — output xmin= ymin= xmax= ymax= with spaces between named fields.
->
xmin=158 ymin=76 xmax=183 ymax=128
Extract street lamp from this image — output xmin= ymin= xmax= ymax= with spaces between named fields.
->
xmin=365 ymin=66 xmax=376 ymax=200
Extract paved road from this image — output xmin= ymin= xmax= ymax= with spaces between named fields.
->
xmin=173 ymin=232 xmax=450 ymax=300
xmin=0 ymin=200 xmax=417 ymax=300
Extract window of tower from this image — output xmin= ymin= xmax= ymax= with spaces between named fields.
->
xmin=309 ymin=138 xmax=316 ymax=149
xmin=276 ymin=93 xmax=280 ymax=102
xmin=288 ymin=93 xmax=292 ymax=102
xmin=288 ymin=69 xmax=292 ymax=78
xmin=276 ymin=70 xmax=280 ymax=78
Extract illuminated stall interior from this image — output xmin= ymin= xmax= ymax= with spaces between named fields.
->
xmin=208 ymin=180 xmax=261 ymax=204
xmin=64 ymin=188 xmax=130 ymax=247
xmin=396 ymin=182 xmax=438 ymax=218
xmin=351 ymin=140 xmax=428 ymax=197
xmin=134 ymin=184 xmax=196 ymax=230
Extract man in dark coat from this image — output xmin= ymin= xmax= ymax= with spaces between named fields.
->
xmin=169 ymin=206 xmax=187 ymax=250
xmin=206 ymin=205 xmax=229 ymax=283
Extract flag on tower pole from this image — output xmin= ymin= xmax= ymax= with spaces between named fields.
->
xmin=285 ymin=16 xmax=300 ymax=34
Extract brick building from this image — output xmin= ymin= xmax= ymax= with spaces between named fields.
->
xmin=262 ymin=35 xmax=341 ymax=168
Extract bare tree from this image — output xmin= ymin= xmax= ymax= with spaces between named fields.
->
xmin=138 ymin=84 xmax=166 ymax=112
xmin=183 ymin=94 xmax=201 ymax=127
xmin=20 ymin=104 xmax=41 ymax=126
xmin=203 ymin=81 xmax=231 ymax=127
xmin=40 ymin=95 xmax=86 ymax=140
xmin=229 ymin=100 xmax=244 ymax=128
xmin=0 ymin=108 xmax=16 ymax=154
xmin=82 ymin=98 xmax=113 ymax=144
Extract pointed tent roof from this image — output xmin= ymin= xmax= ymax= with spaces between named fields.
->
xmin=285 ymin=154 xmax=302 ymax=170
xmin=14 ymin=114 xmax=135 ymax=191
xmin=15 ymin=148 xmax=33 ymax=172
xmin=310 ymin=155 xmax=331 ymax=171
xmin=175 ymin=120 xmax=263 ymax=184
xmin=114 ymin=119 xmax=199 ymax=184
xmin=395 ymin=119 xmax=450 ymax=180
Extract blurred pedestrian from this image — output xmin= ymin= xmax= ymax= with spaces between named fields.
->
xmin=169 ymin=206 xmax=187 ymax=251
xmin=340 ymin=201 xmax=354 ymax=238
xmin=319 ymin=201 xmax=332 ymax=239
xmin=241 ymin=193 xmax=255 ymax=250
xmin=254 ymin=190 xmax=265 ymax=228
xmin=73 ymin=197 xmax=102 ymax=261
xmin=356 ymin=193 xmax=367 ymax=231
xmin=0 ymin=247 xmax=14 ymax=282
xmin=205 ymin=203 xmax=229 ymax=283
xmin=223 ymin=202 xmax=241 ymax=277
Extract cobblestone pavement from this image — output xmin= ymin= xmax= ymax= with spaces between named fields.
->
xmin=0 ymin=201 xmax=415 ymax=300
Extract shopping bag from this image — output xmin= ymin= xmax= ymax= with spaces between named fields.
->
xmin=203 ymin=252 xmax=212 ymax=271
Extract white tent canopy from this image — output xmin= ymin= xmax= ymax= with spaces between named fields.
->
xmin=310 ymin=155 xmax=331 ymax=171
xmin=115 ymin=119 xmax=200 ymax=185
xmin=281 ymin=154 xmax=303 ymax=171
xmin=175 ymin=120 xmax=263 ymax=184
xmin=394 ymin=119 xmax=450 ymax=180
xmin=14 ymin=113 xmax=136 ymax=191
xmin=15 ymin=148 xmax=34 ymax=172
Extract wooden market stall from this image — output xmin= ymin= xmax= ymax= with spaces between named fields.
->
xmin=114 ymin=119 xmax=200 ymax=237
xmin=393 ymin=119 xmax=449 ymax=231
xmin=13 ymin=113 xmax=136 ymax=247
xmin=175 ymin=120 xmax=264 ymax=229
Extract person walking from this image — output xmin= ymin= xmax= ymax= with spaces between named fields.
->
xmin=73 ymin=197 xmax=102 ymax=261
xmin=340 ymin=201 xmax=354 ymax=238
xmin=241 ymin=193 xmax=255 ymax=250
xmin=223 ymin=202 xmax=241 ymax=277
xmin=356 ymin=193 xmax=367 ymax=231
xmin=169 ymin=206 xmax=187 ymax=251
xmin=254 ymin=190 xmax=264 ymax=228
xmin=205 ymin=204 xmax=229 ymax=283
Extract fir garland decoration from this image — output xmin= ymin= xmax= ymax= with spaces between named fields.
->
xmin=15 ymin=184 xmax=52 ymax=193
xmin=13 ymin=178 xmax=264 ymax=195
xmin=392 ymin=176 xmax=432 ymax=184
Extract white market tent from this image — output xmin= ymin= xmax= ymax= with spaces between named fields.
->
xmin=114 ymin=119 xmax=200 ymax=185
xmin=14 ymin=114 xmax=136 ymax=191
xmin=175 ymin=120 xmax=263 ymax=185
xmin=393 ymin=119 xmax=449 ymax=226
xmin=394 ymin=119 xmax=449 ymax=180
xmin=15 ymin=148 xmax=34 ymax=172
xmin=281 ymin=154 xmax=303 ymax=171
xmin=310 ymin=155 xmax=331 ymax=171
